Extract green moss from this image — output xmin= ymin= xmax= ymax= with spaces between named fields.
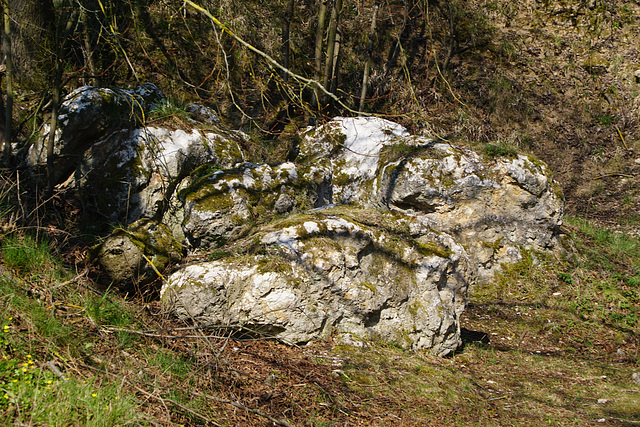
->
xmin=256 ymin=255 xmax=293 ymax=275
xmin=408 ymin=301 xmax=424 ymax=317
xmin=483 ymin=144 xmax=518 ymax=158
xmin=481 ymin=237 xmax=504 ymax=251
xmin=360 ymin=281 xmax=377 ymax=293
xmin=379 ymin=142 xmax=436 ymax=165
xmin=414 ymin=240 xmax=452 ymax=259
xmin=334 ymin=171 xmax=352 ymax=187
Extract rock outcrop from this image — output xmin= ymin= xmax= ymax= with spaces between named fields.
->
xmin=163 ymin=209 xmax=474 ymax=356
xmin=161 ymin=117 xmax=563 ymax=354
xmin=31 ymin=86 xmax=564 ymax=355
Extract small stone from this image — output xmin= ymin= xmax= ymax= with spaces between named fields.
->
xmin=597 ymin=398 xmax=608 ymax=404
xmin=274 ymin=193 xmax=294 ymax=213
xmin=265 ymin=373 xmax=277 ymax=386
xmin=597 ymin=419 xmax=606 ymax=423
xmin=632 ymin=372 xmax=640 ymax=385
xmin=331 ymin=369 xmax=345 ymax=378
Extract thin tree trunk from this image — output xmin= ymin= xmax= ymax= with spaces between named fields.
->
xmin=385 ymin=0 xmax=410 ymax=75
xmin=329 ymin=29 xmax=340 ymax=96
xmin=46 ymin=8 xmax=75 ymax=195
xmin=359 ymin=2 xmax=379 ymax=113
xmin=441 ymin=0 xmax=456 ymax=71
xmin=3 ymin=0 xmax=13 ymax=166
xmin=46 ymin=74 xmax=59 ymax=195
xmin=81 ymin=6 xmax=97 ymax=86
xmin=281 ymin=0 xmax=294 ymax=83
xmin=322 ymin=0 xmax=342 ymax=99
xmin=312 ymin=0 xmax=327 ymax=109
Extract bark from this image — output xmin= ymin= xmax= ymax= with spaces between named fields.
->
xmin=441 ymin=0 xmax=457 ymax=71
xmin=322 ymin=0 xmax=343 ymax=98
xmin=2 ymin=0 xmax=12 ymax=165
xmin=7 ymin=0 xmax=55 ymax=84
xmin=81 ymin=6 xmax=98 ymax=86
xmin=385 ymin=0 xmax=412 ymax=74
xmin=281 ymin=0 xmax=294 ymax=83
xmin=46 ymin=6 xmax=75 ymax=195
xmin=359 ymin=2 xmax=379 ymax=113
xmin=312 ymin=0 xmax=327 ymax=109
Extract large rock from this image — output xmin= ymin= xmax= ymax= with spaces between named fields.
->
xmin=161 ymin=117 xmax=563 ymax=353
xmin=29 ymin=83 xmax=165 ymax=186
xmin=74 ymin=125 xmax=244 ymax=230
xmin=162 ymin=208 xmax=474 ymax=356
xmin=296 ymin=117 xmax=564 ymax=282
xmin=38 ymin=92 xmax=562 ymax=355
xmin=174 ymin=117 xmax=563 ymax=281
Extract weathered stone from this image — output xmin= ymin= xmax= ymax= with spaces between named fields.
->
xmin=162 ymin=209 xmax=474 ymax=356
xmin=29 ymin=83 xmax=165 ymax=186
xmin=75 ymin=126 xmax=244 ymax=229
xmin=95 ymin=219 xmax=183 ymax=289
xmin=179 ymin=162 xmax=305 ymax=248
xmin=47 ymin=93 xmax=563 ymax=354
xmin=295 ymin=117 xmax=564 ymax=282
xmin=160 ymin=117 xmax=563 ymax=353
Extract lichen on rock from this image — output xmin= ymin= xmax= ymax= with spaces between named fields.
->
xmin=53 ymin=94 xmax=563 ymax=355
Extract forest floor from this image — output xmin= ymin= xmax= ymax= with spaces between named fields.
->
xmin=1 ymin=214 xmax=639 ymax=426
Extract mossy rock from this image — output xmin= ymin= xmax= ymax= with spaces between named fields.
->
xmin=94 ymin=219 xmax=184 ymax=291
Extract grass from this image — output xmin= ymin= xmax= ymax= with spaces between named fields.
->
xmin=1 ymin=210 xmax=640 ymax=425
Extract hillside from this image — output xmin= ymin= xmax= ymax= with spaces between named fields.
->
xmin=1 ymin=0 xmax=640 ymax=425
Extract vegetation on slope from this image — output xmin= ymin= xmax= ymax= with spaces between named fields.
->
xmin=0 ymin=0 xmax=639 ymax=424
xmin=1 ymin=178 xmax=639 ymax=425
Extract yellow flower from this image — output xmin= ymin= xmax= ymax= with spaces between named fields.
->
xmin=26 ymin=355 xmax=32 ymax=359
xmin=47 ymin=380 xmax=52 ymax=385
xmin=91 ymin=393 xmax=97 ymax=397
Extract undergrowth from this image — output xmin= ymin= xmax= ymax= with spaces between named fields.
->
xmin=0 ymin=214 xmax=637 ymax=425
xmin=0 ymin=178 xmax=639 ymax=425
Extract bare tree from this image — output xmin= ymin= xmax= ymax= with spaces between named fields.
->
xmin=312 ymin=0 xmax=328 ymax=109
xmin=359 ymin=1 xmax=380 ymax=113
xmin=281 ymin=0 xmax=295 ymax=83
xmin=2 ymin=0 xmax=12 ymax=166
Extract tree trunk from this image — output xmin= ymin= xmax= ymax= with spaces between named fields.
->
xmin=281 ymin=0 xmax=294 ymax=83
xmin=8 ymin=0 xmax=55 ymax=85
xmin=441 ymin=0 xmax=457 ymax=71
xmin=312 ymin=0 xmax=328 ymax=110
xmin=2 ymin=0 xmax=12 ymax=166
xmin=385 ymin=0 xmax=411 ymax=75
xmin=322 ymin=0 xmax=343 ymax=99
xmin=46 ymin=5 xmax=75 ymax=195
xmin=359 ymin=2 xmax=379 ymax=113
xmin=81 ymin=5 xmax=98 ymax=86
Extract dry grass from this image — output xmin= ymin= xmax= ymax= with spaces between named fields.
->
xmin=1 ymin=209 xmax=639 ymax=426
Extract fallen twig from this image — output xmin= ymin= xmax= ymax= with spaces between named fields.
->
xmin=191 ymin=390 xmax=295 ymax=427
xmin=594 ymin=173 xmax=634 ymax=180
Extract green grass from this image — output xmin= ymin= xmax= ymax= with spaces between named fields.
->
xmin=2 ymin=212 xmax=640 ymax=425
xmin=1 ymin=235 xmax=62 ymax=278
